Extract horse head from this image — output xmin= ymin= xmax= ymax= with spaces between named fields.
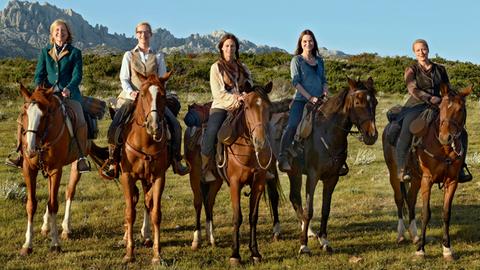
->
xmin=19 ymin=83 xmax=57 ymax=157
xmin=136 ymin=71 xmax=171 ymax=142
xmin=345 ymin=77 xmax=378 ymax=145
xmin=242 ymin=82 xmax=273 ymax=154
xmin=438 ymin=83 xmax=471 ymax=146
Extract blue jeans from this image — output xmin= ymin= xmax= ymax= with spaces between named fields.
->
xmin=201 ymin=108 xmax=227 ymax=158
xmin=286 ymin=100 xmax=307 ymax=132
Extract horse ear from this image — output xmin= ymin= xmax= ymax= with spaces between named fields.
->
xmin=459 ymin=85 xmax=473 ymax=97
xmin=19 ymin=83 xmax=31 ymax=101
xmin=365 ymin=77 xmax=374 ymax=90
xmin=264 ymin=81 xmax=273 ymax=94
xmin=160 ymin=71 xmax=172 ymax=82
xmin=440 ymin=83 xmax=449 ymax=97
xmin=347 ymin=76 xmax=356 ymax=90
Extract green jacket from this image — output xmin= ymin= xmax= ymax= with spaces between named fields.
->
xmin=34 ymin=43 xmax=83 ymax=104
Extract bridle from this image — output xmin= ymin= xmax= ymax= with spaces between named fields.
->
xmin=135 ymin=89 xmax=167 ymax=143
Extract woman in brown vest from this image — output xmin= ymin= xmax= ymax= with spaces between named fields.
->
xmin=104 ymin=22 xmax=189 ymax=177
xmin=396 ymin=39 xmax=471 ymax=182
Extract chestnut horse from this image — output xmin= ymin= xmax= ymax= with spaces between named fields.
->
xmin=284 ymin=77 xmax=378 ymax=254
xmin=216 ymin=82 xmax=276 ymax=265
xmin=18 ymin=84 xmax=104 ymax=255
xmin=184 ymin=100 xmax=282 ymax=251
xmin=383 ymin=84 xmax=471 ymax=261
xmin=119 ymin=72 xmax=172 ymax=264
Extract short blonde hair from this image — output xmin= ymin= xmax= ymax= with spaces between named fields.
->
xmin=49 ymin=19 xmax=73 ymax=44
xmin=412 ymin=39 xmax=429 ymax=51
xmin=135 ymin=22 xmax=152 ymax=34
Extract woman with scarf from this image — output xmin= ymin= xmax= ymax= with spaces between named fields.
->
xmin=201 ymin=33 xmax=253 ymax=181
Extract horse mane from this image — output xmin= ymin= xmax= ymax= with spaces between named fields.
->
xmin=318 ymin=88 xmax=349 ymax=117
xmin=30 ymin=86 xmax=55 ymax=109
xmin=246 ymin=85 xmax=272 ymax=106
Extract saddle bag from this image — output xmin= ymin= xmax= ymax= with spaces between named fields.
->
xmin=82 ymin=96 xmax=107 ymax=120
xmin=84 ymin=111 xmax=99 ymax=139
xmin=218 ymin=108 xmax=245 ymax=146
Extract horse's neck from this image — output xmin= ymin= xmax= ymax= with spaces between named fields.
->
xmin=315 ymin=111 xmax=351 ymax=142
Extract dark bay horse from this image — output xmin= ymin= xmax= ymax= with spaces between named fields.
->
xmin=285 ymin=77 xmax=378 ymax=254
xmin=119 ymin=72 xmax=171 ymax=264
xmin=18 ymin=84 xmax=103 ymax=255
xmin=183 ymin=100 xmax=282 ymax=251
xmin=218 ymin=82 xmax=278 ymax=265
xmin=384 ymin=84 xmax=471 ymax=261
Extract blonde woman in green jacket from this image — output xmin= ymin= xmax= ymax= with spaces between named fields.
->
xmin=6 ymin=19 xmax=90 ymax=173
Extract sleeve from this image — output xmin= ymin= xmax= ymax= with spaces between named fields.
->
xmin=119 ymin=51 xmax=134 ymax=93
xmin=65 ymin=49 xmax=82 ymax=91
xmin=405 ymin=66 xmax=431 ymax=102
xmin=210 ymin=63 xmax=238 ymax=109
xmin=290 ymin=56 xmax=302 ymax=87
xmin=34 ymin=49 xmax=48 ymax=87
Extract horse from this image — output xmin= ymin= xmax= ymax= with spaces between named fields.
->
xmin=383 ymin=84 xmax=472 ymax=261
xmin=17 ymin=84 xmax=104 ymax=255
xmin=183 ymin=99 xmax=282 ymax=251
xmin=283 ymin=77 xmax=378 ymax=254
xmin=119 ymin=71 xmax=172 ymax=264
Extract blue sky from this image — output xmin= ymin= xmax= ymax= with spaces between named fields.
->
xmin=1 ymin=0 xmax=478 ymax=63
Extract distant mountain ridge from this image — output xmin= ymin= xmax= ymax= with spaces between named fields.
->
xmin=0 ymin=0 xmax=348 ymax=58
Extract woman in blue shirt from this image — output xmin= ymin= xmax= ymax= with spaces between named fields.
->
xmin=278 ymin=29 xmax=328 ymax=172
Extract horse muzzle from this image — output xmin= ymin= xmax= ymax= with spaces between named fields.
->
xmin=361 ymin=122 xmax=378 ymax=145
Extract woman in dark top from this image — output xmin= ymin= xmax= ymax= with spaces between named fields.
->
xmin=396 ymin=39 xmax=471 ymax=182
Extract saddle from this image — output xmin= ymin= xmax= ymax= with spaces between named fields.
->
xmin=218 ymin=106 xmax=245 ymax=146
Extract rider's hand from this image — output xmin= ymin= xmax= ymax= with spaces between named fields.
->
xmin=62 ymin=88 xmax=70 ymax=98
xmin=130 ymin=91 xmax=139 ymax=99
xmin=309 ymin=96 xmax=319 ymax=104
xmin=429 ymin=96 xmax=441 ymax=104
xmin=234 ymin=93 xmax=244 ymax=102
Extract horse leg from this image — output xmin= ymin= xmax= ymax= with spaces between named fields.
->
xmin=318 ymin=176 xmax=339 ymax=253
xmin=121 ymin=174 xmax=136 ymax=263
xmin=441 ymin=180 xmax=458 ymax=261
xmin=61 ymin=164 xmax=81 ymax=240
xmin=288 ymin=172 xmax=304 ymax=226
xmin=407 ymin=176 xmax=421 ymax=244
xmin=41 ymin=206 xmax=50 ymax=236
xmin=249 ymin=176 xmax=265 ymax=264
xmin=189 ymin=154 xmax=203 ymax=250
xmin=141 ymin=183 xmax=153 ymax=247
xmin=20 ymin=168 xmax=38 ymax=256
xmin=416 ymin=175 xmax=433 ymax=258
xmin=386 ymin=160 xmax=407 ymax=243
xmin=229 ymin=180 xmax=242 ymax=266
xmin=47 ymin=171 xmax=62 ymax=252
xmin=299 ymin=174 xmax=319 ymax=254
xmin=150 ymin=176 xmax=166 ymax=265
xmin=205 ymin=178 xmax=222 ymax=248
xmin=267 ymin=170 xmax=281 ymax=241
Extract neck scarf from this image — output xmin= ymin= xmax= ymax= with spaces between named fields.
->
xmin=217 ymin=58 xmax=250 ymax=93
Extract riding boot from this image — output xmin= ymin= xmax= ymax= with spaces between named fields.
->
xmin=5 ymin=121 xmax=23 ymax=169
xmin=201 ymin=153 xmax=216 ymax=182
xmin=397 ymin=165 xmax=411 ymax=182
xmin=103 ymin=144 xmax=120 ymax=179
xmin=172 ymin=156 xmax=190 ymax=176
xmin=278 ymin=128 xmax=295 ymax=172
xmin=458 ymin=163 xmax=472 ymax=183
xmin=165 ymin=107 xmax=190 ymax=176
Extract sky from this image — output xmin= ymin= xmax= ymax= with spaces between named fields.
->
xmin=1 ymin=0 xmax=479 ymax=63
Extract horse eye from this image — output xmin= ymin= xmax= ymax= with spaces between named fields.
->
xmin=256 ymin=98 xmax=262 ymax=106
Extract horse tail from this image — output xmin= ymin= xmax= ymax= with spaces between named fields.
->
xmin=264 ymin=168 xmax=286 ymax=220
xmin=89 ymin=141 xmax=109 ymax=167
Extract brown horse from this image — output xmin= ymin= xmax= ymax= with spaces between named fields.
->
xmin=119 ymin=72 xmax=171 ymax=264
xmin=384 ymin=84 xmax=471 ymax=261
xmin=184 ymin=100 xmax=282 ymax=251
xmin=283 ymin=77 xmax=378 ymax=254
xmin=214 ymin=82 xmax=276 ymax=265
xmin=17 ymin=84 xmax=103 ymax=255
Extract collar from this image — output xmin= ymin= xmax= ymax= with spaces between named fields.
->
xmin=133 ymin=45 xmax=153 ymax=54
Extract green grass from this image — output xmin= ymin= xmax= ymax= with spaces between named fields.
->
xmin=0 ymin=91 xmax=479 ymax=270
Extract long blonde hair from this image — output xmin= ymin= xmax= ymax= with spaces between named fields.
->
xmin=49 ymin=19 xmax=73 ymax=44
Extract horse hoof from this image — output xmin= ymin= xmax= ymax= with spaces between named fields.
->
xmin=41 ymin=229 xmax=49 ymax=237
xmin=191 ymin=241 xmax=200 ymax=251
xmin=412 ymin=236 xmax=420 ymax=245
xmin=397 ymin=235 xmax=406 ymax=244
xmin=61 ymin=231 xmax=70 ymax=240
xmin=251 ymin=256 xmax=262 ymax=264
xmin=322 ymin=245 xmax=333 ymax=254
xmin=19 ymin=247 xmax=32 ymax=256
xmin=122 ymin=255 xmax=135 ymax=264
xmin=272 ymin=233 xmax=280 ymax=241
xmin=298 ymin=245 xmax=311 ymax=255
xmin=229 ymin=257 xmax=241 ymax=266
xmin=143 ymin=238 xmax=153 ymax=248
xmin=151 ymin=256 xmax=161 ymax=265
xmin=49 ymin=245 xmax=62 ymax=253
xmin=443 ymin=254 xmax=455 ymax=262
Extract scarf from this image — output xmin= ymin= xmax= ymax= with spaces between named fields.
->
xmin=217 ymin=59 xmax=251 ymax=93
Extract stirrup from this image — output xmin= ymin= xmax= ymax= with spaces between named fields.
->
xmin=99 ymin=159 xmax=118 ymax=180
xmin=5 ymin=152 xmax=22 ymax=169
xmin=458 ymin=165 xmax=473 ymax=183
xmin=77 ymin=157 xmax=91 ymax=174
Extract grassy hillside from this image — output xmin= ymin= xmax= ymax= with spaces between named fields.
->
xmin=0 ymin=89 xmax=479 ymax=269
